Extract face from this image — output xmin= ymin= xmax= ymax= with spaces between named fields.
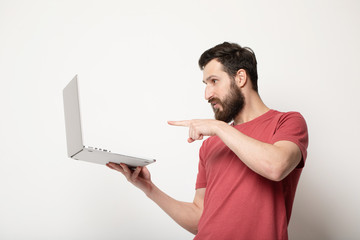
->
xmin=203 ymin=59 xmax=245 ymax=123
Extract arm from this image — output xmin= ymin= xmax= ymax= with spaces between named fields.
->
xmin=215 ymin=122 xmax=302 ymax=181
xmin=106 ymin=163 xmax=204 ymax=234
xmin=168 ymin=120 xmax=302 ymax=181
xmin=148 ymin=185 xmax=205 ymax=234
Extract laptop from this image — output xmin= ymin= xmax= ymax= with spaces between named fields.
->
xmin=63 ymin=75 xmax=156 ymax=167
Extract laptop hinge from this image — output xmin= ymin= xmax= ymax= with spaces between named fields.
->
xmin=70 ymin=147 xmax=84 ymax=158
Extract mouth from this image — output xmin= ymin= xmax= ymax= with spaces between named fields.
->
xmin=209 ymin=100 xmax=221 ymax=110
xmin=208 ymin=96 xmax=224 ymax=111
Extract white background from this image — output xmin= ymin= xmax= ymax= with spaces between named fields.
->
xmin=1 ymin=0 xmax=359 ymax=239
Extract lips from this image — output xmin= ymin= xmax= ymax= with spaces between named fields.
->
xmin=209 ymin=99 xmax=221 ymax=110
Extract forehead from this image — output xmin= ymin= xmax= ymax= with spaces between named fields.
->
xmin=202 ymin=59 xmax=228 ymax=81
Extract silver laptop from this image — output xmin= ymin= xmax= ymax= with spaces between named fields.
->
xmin=63 ymin=75 xmax=156 ymax=167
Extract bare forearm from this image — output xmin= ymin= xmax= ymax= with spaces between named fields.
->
xmin=146 ymin=184 xmax=202 ymax=234
xmin=215 ymin=122 xmax=299 ymax=181
xmin=106 ymin=163 xmax=203 ymax=234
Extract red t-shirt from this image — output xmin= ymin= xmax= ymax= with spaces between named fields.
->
xmin=194 ymin=110 xmax=308 ymax=240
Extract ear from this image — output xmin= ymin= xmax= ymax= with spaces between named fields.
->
xmin=235 ymin=69 xmax=247 ymax=88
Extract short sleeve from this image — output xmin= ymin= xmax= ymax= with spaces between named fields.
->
xmin=195 ymin=142 xmax=207 ymax=189
xmin=271 ymin=112 xmax=309 ymax=168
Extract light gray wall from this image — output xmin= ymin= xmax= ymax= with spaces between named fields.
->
xmin=1 ymin=0 xmax=359 ymax=239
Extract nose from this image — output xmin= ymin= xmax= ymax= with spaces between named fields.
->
xmin=205 ymin=85 xmax=214 ymax=101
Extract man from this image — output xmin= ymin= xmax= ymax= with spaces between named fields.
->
xmin=107 ymin=42 xmax=308 ymax=240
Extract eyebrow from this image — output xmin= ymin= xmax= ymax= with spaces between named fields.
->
xmin=202 ymin=75 xmax=219 ymax=84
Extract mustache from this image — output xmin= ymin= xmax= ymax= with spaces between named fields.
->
xmin=208 ymin=97 xmax=221 ymax=105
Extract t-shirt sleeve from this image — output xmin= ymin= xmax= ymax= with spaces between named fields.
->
xmin=195 ymin=142 xmax=207 ymax=189
xmin=271 ymin=112 xmax=309 ymax=168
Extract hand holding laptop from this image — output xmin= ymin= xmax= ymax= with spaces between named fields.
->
xmin=106 ymin=163 xmax=153 ymax=195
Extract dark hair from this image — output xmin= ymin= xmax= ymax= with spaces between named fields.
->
xmin=198 ymin=42 xmax=258 ymax=92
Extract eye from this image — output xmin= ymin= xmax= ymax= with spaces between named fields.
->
xmin=211 ymin=79 xmax=218 ymax=84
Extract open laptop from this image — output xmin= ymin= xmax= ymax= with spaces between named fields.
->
xmin=63 ymin=75 xmax=156 ymax=167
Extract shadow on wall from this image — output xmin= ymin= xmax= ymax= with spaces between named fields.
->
xmin=289 ymin=151 xmax=334 ymax=240
xmin=289 ymin=177 xmax=332 ymax=240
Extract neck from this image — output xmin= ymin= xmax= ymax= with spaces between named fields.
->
xmin=233 ymin=92 xmax=270 ymax=125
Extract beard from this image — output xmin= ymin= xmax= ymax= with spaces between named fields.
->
xmin=209 ymin=81 xmax=245 ymax=123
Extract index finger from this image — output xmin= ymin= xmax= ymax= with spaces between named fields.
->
xmin=167 ymin=120 xmax=191 ymax=127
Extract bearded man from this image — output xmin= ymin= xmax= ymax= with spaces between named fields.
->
xmin=107 ymin=42 xmax=309 ymax=240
